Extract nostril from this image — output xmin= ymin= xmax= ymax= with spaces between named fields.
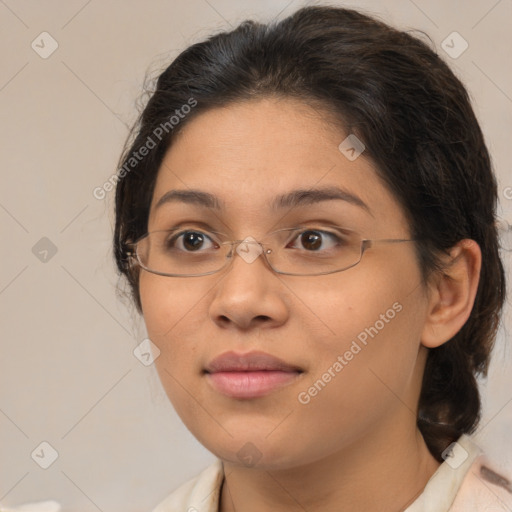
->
xmin=254 ymin=315 xmax=271 ymax=323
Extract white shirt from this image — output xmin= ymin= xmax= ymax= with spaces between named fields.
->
xmin=151 ymin=434 xmax=512 ymax=511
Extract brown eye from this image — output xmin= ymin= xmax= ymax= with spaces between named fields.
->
xmin=300 ymin=231 xmax=322 ymax=251
xmin=167 ymin=231 xmax=216 ymax=252
xmin=288 ymin=229 xmax=341 ymax=252
xmin=182 ymin=232 xmax=206 ymax=251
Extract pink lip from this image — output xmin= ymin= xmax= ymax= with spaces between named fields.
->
xmin=204 ymin=351 xmax=303 ymax=399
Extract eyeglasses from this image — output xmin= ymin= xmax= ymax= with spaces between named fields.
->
xmin=127 ymin=225 xmax=418 ymax=277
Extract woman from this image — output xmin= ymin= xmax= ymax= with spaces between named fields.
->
xmin=113 ymin=5 xmax=511 ymax=511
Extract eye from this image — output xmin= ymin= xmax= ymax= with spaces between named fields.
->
xmin=166 ymin=230 xmax=218 ymax=252
xmin=287 ymin=229 xmax=343 ymax=252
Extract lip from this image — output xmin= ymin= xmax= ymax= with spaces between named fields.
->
xmin=204 ymin=351 xmax=303 ymax=399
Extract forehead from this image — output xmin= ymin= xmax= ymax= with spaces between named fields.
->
xmin=158 ymin=97 xmax=343 ymax=176
xmin=149 ymin=98 xmax=408 ymax=234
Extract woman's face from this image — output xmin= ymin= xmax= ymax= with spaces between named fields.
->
xmin=139 ymin=97 xmax=431 ymax=469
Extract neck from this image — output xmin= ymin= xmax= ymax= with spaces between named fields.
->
xmin=219 ymin=420 xmax=441 ymax=512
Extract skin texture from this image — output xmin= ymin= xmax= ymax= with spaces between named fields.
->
xmin=139 ymin=97 xmax=482 ymax=511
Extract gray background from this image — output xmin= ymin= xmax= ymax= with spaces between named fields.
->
xmin=1 ymin=0 xmax=511 ymax=510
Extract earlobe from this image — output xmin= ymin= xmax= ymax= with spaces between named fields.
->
xmin=421 ymin=239 xmax=482 ymax=349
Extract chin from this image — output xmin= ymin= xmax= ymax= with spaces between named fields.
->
xmin=190 ymin=428 xmax=311 ymax=470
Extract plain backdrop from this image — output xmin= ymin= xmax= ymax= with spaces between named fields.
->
xmin=1 ymin=0 xmax=511 ymax=510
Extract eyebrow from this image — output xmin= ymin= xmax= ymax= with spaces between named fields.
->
xmin=154 ymin=186 xmax=373 ymax=217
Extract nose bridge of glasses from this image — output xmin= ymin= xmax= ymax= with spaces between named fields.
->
xmin=232 ymin=236 xmax=266 ymax=265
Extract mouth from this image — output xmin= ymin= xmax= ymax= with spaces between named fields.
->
xmin=203 ymin=351 xmax=304 ymax=399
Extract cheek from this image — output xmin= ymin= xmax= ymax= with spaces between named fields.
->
xmin=295 ymin=255 xmax=426 ymax=401
xmin=293 ymin=256 xmax=423 ymax=349
xmin=139 ymin=272 xmax=202 ymax=335
xmin=139 ymin=274 xmax=203 ymax=368
xmin=139 ymin=274 xmax=208 ymax=417
xmin=285 ymin=273 xmax=425 ymax=456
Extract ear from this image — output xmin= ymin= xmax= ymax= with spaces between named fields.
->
xmin=421 ymin=239 xmax=482 ymax=349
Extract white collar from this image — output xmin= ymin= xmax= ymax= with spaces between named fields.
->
xmin=405 ymin=434 xmax=482 ymax=511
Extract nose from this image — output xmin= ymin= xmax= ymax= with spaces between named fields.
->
xmin=208 ymin=238 xmax=289 ymax=331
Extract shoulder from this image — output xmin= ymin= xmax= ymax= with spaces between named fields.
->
xmin=151 ymin=459 xmax=224 ymax=512
xmin=450 ymin=449 xmax=512 ymax=511
xmin=406 ymin=434 xmax=512 ymax=512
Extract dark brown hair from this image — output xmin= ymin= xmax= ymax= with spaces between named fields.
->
xmin=113 ymin=5 xmax=506 ymax=461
